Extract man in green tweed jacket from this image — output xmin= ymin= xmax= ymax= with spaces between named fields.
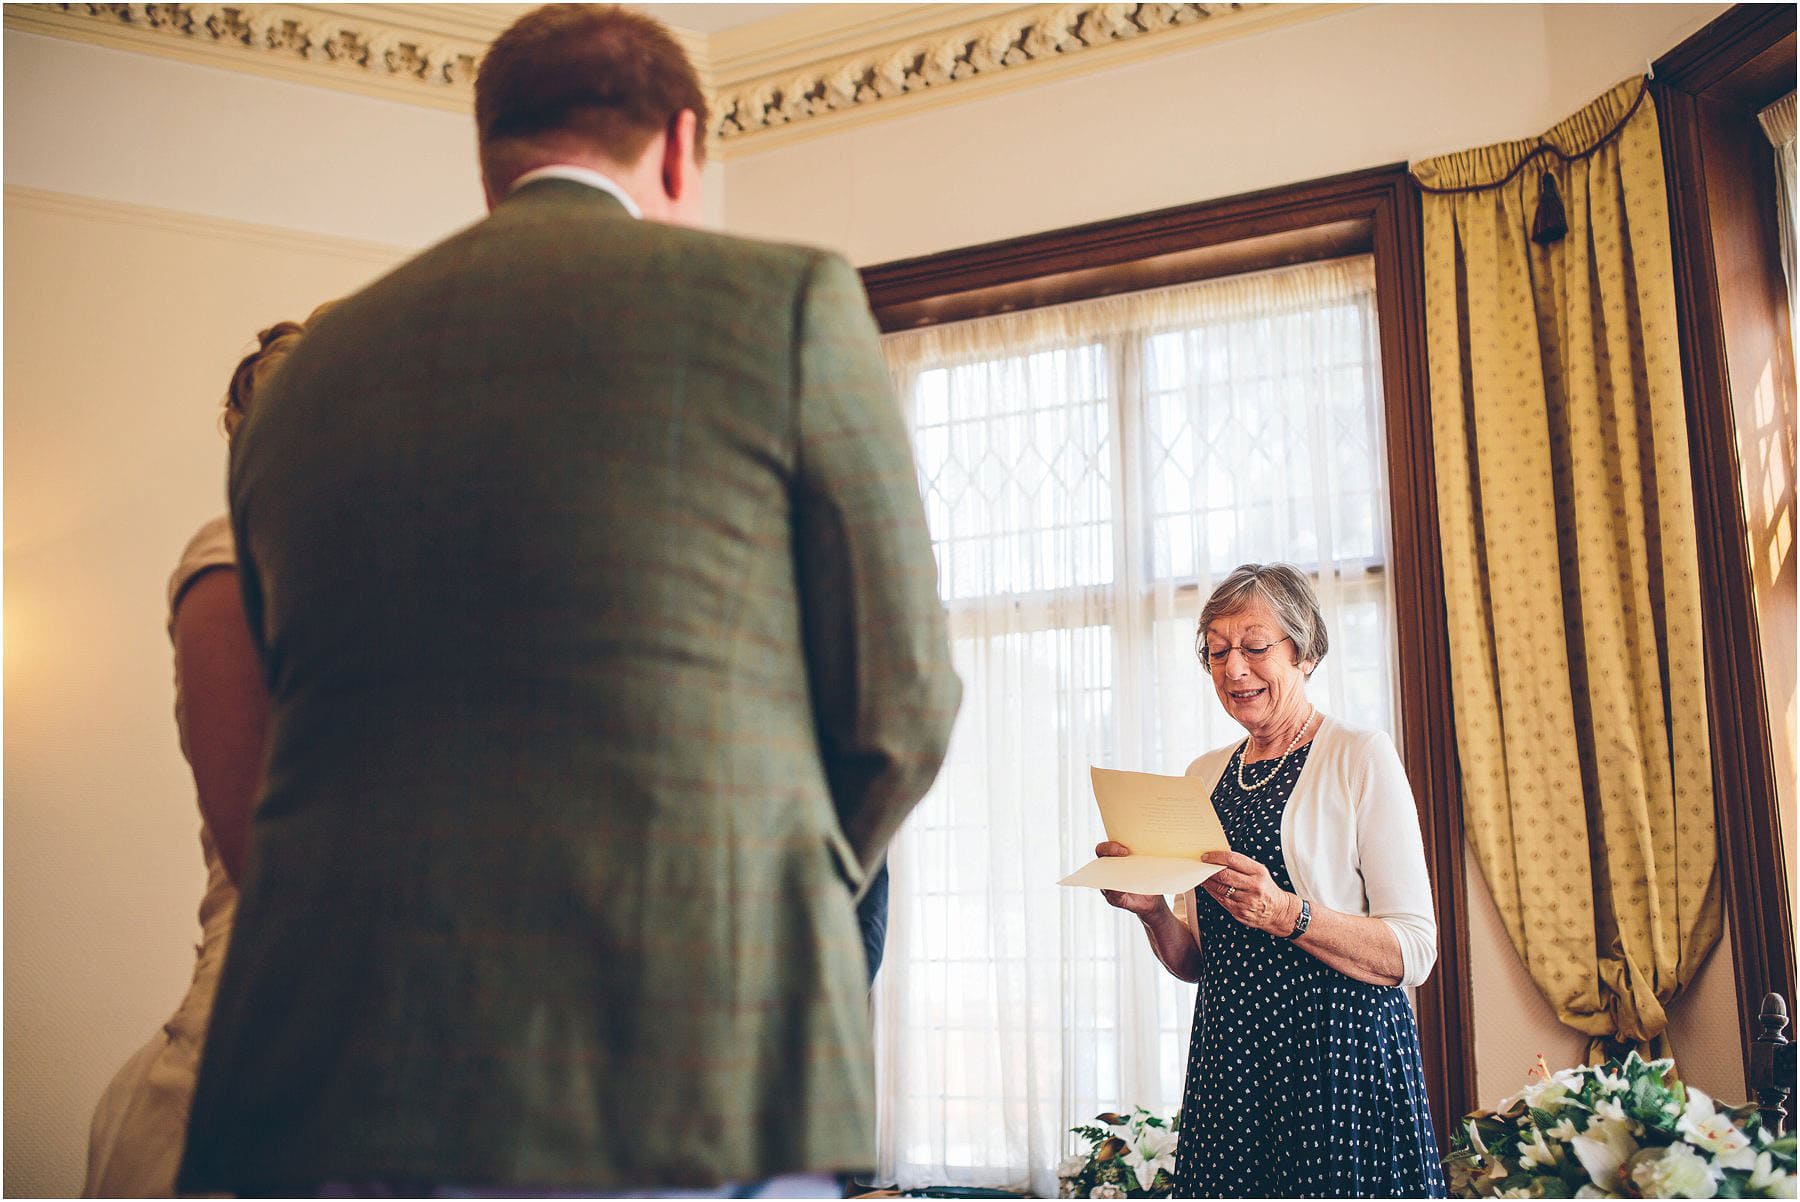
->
xmin=178 ymin=6 xmax=960 ymax=1194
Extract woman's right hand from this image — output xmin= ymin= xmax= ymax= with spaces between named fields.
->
xmin=1096 ymin=841 xmax=1163 ymax=916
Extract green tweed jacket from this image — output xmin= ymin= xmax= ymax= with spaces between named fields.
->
xmin=178 ymin=180 xmax=961 ymax=1192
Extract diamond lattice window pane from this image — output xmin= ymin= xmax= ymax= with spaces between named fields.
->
xmin=912 ymin=347 xmax=1114 ymax=600
xmin=879 ymin=256 xmax=1396 ymax=1193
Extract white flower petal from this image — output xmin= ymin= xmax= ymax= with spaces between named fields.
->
xmin=1572 ymin=1129 xmax=1635 ymax=1193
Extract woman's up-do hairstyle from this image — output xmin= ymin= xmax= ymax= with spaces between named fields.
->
xmin=223 ymin=321 xmax=304 ymax=439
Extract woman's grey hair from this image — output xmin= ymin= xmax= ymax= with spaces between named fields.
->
xmin=1196 ymin=563 xmax=1329 ymax=673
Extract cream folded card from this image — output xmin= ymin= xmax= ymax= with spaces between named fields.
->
xmin=1058 ymin=766 xmax=1231 ymax=895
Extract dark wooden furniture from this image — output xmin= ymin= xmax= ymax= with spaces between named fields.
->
xmin=1752 ymin=992 xmax=1795 ymax=1135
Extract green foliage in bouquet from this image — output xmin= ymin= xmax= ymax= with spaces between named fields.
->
xmin=1445 ymin=1051 xmax=1796 ymax=1199
xmin=1056 ymin=1107 xmax=1180 ymax=1198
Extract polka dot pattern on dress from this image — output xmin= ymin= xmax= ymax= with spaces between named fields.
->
xmin=1173 ymin=741 xmax=1446 ymax=1199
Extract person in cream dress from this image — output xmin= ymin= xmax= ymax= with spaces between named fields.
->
xmin=83 ymin=317 xmax=313 ymax=1198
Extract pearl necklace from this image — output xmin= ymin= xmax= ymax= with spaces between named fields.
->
xmin=1236 ymin=707 xmax=1317 ymax=792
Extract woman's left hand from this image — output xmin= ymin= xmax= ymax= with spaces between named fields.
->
xmin=1201 ymin=850 xmax=1298 ymax=937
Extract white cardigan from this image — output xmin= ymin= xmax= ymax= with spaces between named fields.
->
xmin=1176 ymin=714 xmax=1439 ymax=988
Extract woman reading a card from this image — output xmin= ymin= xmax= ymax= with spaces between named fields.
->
xmin=1098 ymin=562 xmax=1444 ymax=1198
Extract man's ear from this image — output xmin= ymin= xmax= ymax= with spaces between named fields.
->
xmin=478 ymin=160 xmax=503 ymax=212
xmin=661 ymin=109 xmax=699 ymax=207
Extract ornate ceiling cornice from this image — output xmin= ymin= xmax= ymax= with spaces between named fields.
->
xmin=7 ymin=3 xmax=494 ymax=112
xmin=706 ymin=2 xmax=1288 ymax=147
xmin=8 ymin=2 xmax=1334 ymax=155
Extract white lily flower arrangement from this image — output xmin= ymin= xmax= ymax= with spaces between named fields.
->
xmin=1056 ymin=1107 xmax=1179 ymax=1198
xmin=1446 ymin=1052 xmax=1797 ymax=1199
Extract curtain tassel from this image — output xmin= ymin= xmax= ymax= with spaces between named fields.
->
xmin=1531 ymin=170 xmax=1568 ymax=245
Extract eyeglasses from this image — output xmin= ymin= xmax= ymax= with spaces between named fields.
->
xmin=1197 ymin=634 xmax=1293 ymax=672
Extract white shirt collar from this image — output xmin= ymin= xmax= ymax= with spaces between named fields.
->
xmin=509 ymin=165 xmax=642 ymax=219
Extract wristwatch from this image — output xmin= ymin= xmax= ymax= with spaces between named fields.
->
xmin=1285 ymin=898 xmax=1312 ymax=941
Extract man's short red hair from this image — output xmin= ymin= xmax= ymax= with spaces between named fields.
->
xmin=475 ymin=5 xmax=708 ymax=185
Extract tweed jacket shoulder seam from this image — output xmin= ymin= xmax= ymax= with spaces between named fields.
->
xmin=787 ymin=250 xmax=834 ymax=473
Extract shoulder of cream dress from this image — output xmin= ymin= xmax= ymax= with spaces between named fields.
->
xmin=166 ymin=514 xmax=242 ymax=1023
xmin=83 ymin=518 xmax=245 ymax=1197
xmin=165 ymin=514 xmax=235 ymax=636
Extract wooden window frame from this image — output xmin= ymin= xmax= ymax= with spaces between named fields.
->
xmin=1653 ymin=2 xmax=1798 ymax=1086
xmin=860 ymin=163 xmax=1477 ymax=1135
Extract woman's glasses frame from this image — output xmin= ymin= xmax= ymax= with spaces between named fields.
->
xmin=1196 ymin=633 xmax=1295 ymax=673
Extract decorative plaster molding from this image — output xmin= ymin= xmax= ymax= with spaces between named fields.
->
xmin=712 ymin=2 xmax=1252 ymax=142
xmin=44 ymin=3 xmax=482 ymax=86
xmin=9 ymin=2 xmax=1338 ymax=155
xmin=6 ymin=3 xmax=489 ymax=112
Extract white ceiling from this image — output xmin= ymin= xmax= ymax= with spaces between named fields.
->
xmin=327 ymin=4 xmax=821 ymax=45
xmin=630 ymin=4 xmax=815 ymax=36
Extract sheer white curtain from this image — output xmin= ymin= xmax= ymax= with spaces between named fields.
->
xmin=873 ymin=257 xmax=1397 ymax=1195
xmin=1759 ymin=92 xmax=1796 ymax=320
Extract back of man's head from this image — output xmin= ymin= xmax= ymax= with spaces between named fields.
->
xmin=475 ymin=5 xmax=708 ymax=196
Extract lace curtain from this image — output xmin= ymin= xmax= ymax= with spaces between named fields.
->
xmin=1759 ymin=92 xmax=1796 ymax=320
xmin=873 ymin=256 xmax=1397 ymax=1195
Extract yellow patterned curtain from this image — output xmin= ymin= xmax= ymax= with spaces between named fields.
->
xmin=1414 ymin=78 xmax=1720 ymax=1058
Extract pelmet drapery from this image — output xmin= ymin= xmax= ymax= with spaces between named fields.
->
xmin=1413 ymin=78 xmax=1720 ymax=1058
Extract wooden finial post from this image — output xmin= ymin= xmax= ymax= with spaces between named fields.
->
xmin=1752 ymin=992 xmax=1793 ymax=1136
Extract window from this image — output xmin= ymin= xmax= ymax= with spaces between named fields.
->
xmin=874 ymin=256 xmax=1396 ymax=1194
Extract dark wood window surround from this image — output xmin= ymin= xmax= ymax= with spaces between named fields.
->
xmin=860 ymin=164 xmax=1478 ymax=1135
xmin=1653 ymin=3 xmax=1798 ymax=1087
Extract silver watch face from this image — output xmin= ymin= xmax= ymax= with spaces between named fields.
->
xmin=1289 ymin=899 xmax=1310 ymax=938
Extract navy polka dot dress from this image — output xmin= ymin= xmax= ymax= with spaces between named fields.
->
xmin=1173 ymin=741 xmax=1446 ymax=1198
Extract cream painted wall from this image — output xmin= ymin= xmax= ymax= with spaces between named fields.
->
xmin=4 ymin=191 xmax=409 ymax=1198
xmin=1541 ymin=4 xmax=1713 ymax=119
xmin=4 ymin=32 xmax=483 ymax=248
xmin=3 ymin=32 xmax=477 ymax=1196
